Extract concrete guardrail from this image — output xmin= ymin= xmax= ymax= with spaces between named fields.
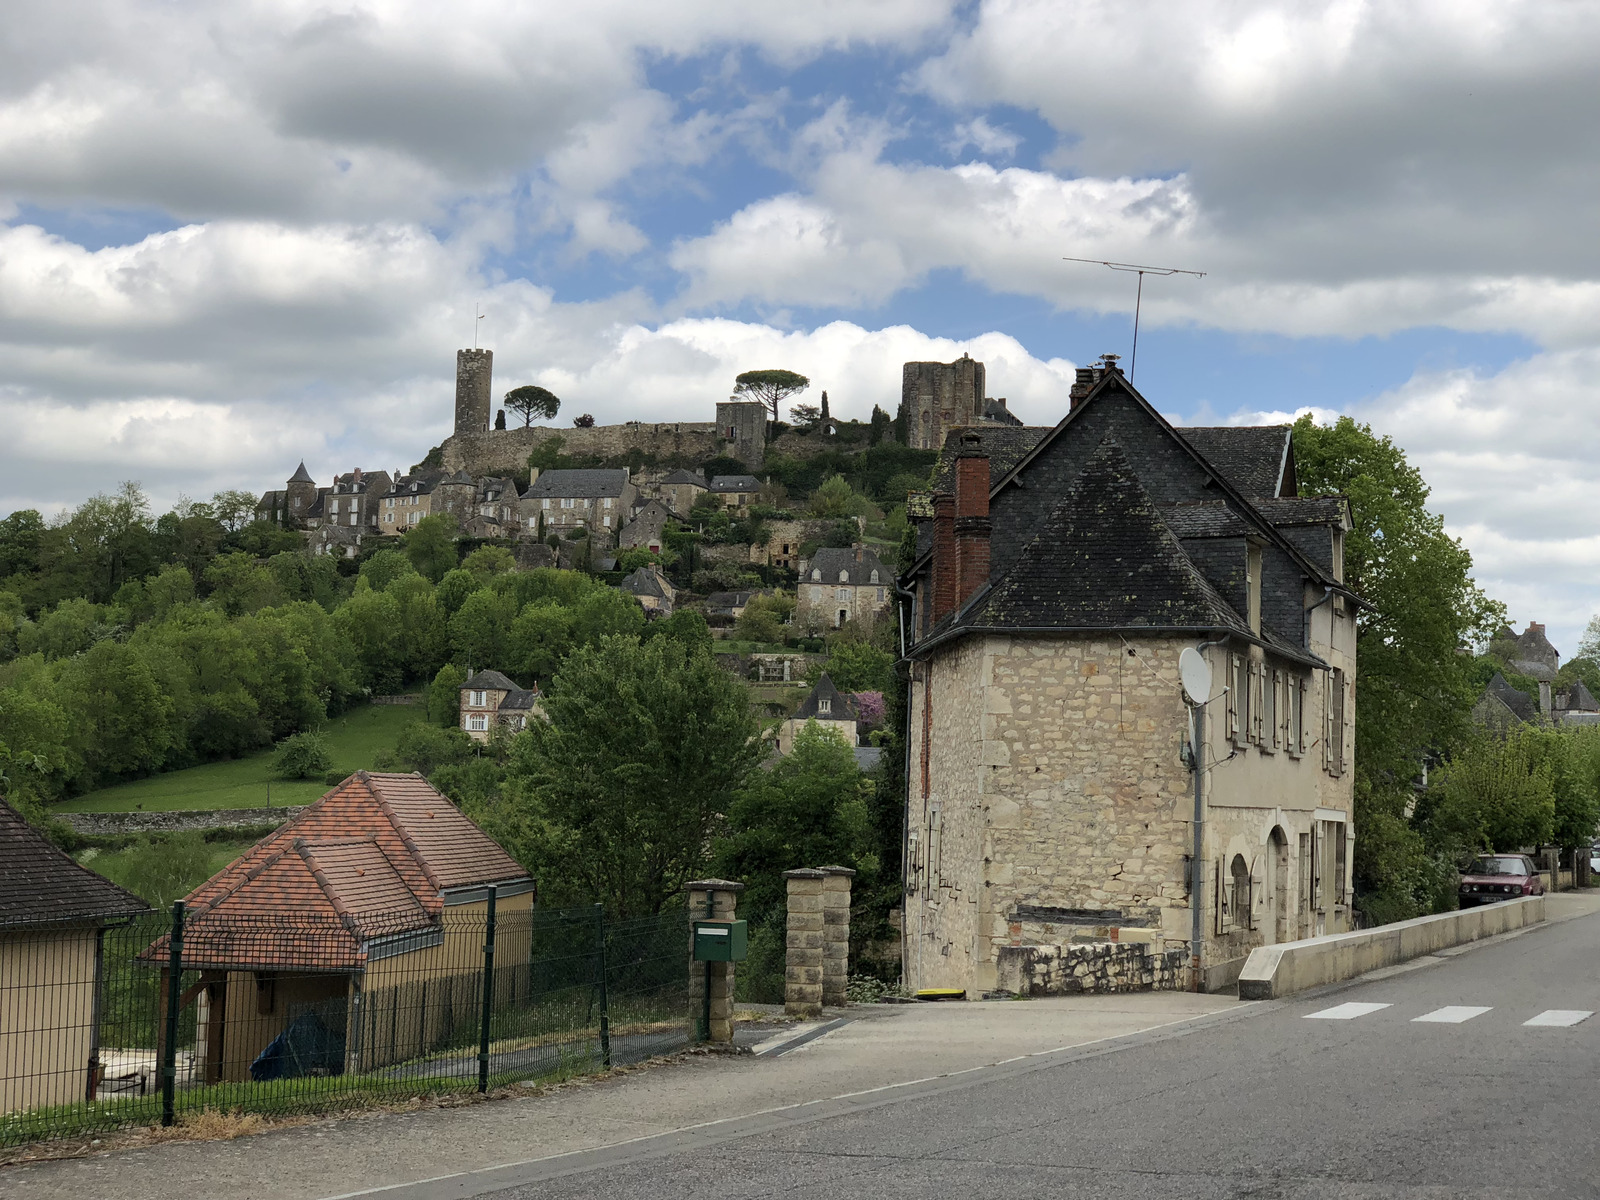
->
xmin=1237 ymin=896 xmax=1545 ymax=1001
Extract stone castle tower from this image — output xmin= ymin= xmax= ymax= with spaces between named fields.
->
xmin=716 ymin=398 xmax=767 ymax=468
xmin=455 ymin=348 xmax=493 ymax=438
xmin=902 ymin=354 xmax=985 ymax=451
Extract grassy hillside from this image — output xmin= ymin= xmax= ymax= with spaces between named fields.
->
xmin=55 ymin=704 xmax=425 ymax=813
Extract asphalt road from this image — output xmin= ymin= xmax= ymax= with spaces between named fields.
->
xmin=371 ymin=910 xmax=1600 ymax=1200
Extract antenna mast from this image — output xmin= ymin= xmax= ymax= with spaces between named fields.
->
xmin=474 ymin=304 xmax=486 ymax=349
xmin=1063 ymin=257 xmax=1205 ymax=380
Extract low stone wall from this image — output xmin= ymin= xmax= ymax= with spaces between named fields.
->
xmin=1238 ymin=895 xmax=1545 ymax=1000
xmin=442 ymin=423 xmax=722 ymax=476
xmin=995 ymin=941 xmax=1189 ymax=996
xmin=60 ymin=807 xmax=304 ymax=837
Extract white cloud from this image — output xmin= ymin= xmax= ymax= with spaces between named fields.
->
xmin=946 ymin=116 xmax=1020 ymax=159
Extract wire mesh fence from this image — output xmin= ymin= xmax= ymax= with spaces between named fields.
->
xmin=1 ymin=897 xmax=690 ymax=1149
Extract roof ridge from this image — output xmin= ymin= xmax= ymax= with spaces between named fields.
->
xmin=361 ymin=771 xmax=446 ymax=895
xmin=294 ymin=838 xmax=363 ymax=939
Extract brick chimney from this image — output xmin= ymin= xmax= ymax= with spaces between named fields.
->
xmin=955 ymin=432 xmax=991 ymax=608
xmin=932 ymin=492 xmax=958 ymax=623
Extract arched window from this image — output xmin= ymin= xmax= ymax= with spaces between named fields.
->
xmin=838 ymin=570 xmax=849 ymax=583
xmin=869 ymin=569 xmax=879 ymax=583
xmin=811 ymin=569 xmax=821 ymax=581
xmin=1230 ymin=855 xmax=1252 ymax=931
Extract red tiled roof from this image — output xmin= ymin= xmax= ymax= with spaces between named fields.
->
xmin=146 ymin=773 xmax=527 ymax=971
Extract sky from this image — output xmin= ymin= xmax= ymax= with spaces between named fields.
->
xmin=2 ymin=1 xmax=1599 ymax=652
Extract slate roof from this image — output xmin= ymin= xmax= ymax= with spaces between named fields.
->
xmin=951 ymin=440 xmax=1254 ymax=637
xmin=661 ymin=470 xmax=707 ymax=487
xmin=1156 ymin=502 xmax=1253 ymax=539
xmin=147 ymin=773 xmax=528 ymax=972
xmin=1177 ymin=426 xmax=1293 ymax=497
xmin=930 ymin=426 xmax=1051 ymax=493
xmin=982 ymin=398 xmax=1024 ymax=426
xmin=1251 ymin=496 xmax=1350 ymax=527
xmin=1482 ymin=673 xmax=1538 ymax=724
xmin=793 ymin=674 xmax=853 ymax=721
xmin=805 ymin=546 xmax=889 ymax=587
xmin=499 ymin=689 xmax=541 ymax=712
xmin=706 ymin=590 xmax=757 ymax=612
xmin=463 ymin=670 xmax=520 ymax=692
xmin=1559 ymin=680 xmax=1600 ymax=713
xmin=619 ymin=500 xmax=673 ymax=545
xmin=708 ymin=475 xmax=761 ymax=493
xmin=289 ymin=461 xmax=314 ymax=484
xmin=523 ymin=469 xmax=631 ymax=500
xmin=620 ymin=566 xmax=672 ymax=600
xmin=0 ymin=800 xmax=150 ymax=929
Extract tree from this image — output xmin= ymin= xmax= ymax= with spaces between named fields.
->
xmin=210 ymin=490 xmax=261 ymax=532
xmin=403 ymin=515 xmax=458 ymax=582
xmin=1577 ymin=614 xmax=1600 ymax=662
xmin=495 ymin=409 xmax=507 ymax=430
xmin=462 ymin=545 xmax=516 ymax=580
xmin=507 ymin=600 xmax=575 ymax=683
xmin=818 ymin=640 xmax=894 ymax=692
xmin=1427 ymin=726 xmax=1554 ymax=853
xmin=868 ymin=404 xmax=892 ymax=447
xmin=448 ymin=588 xmax=517 ymax=670
xmin=790 ymin=404 xmax=822 ymax=432
xmin=809 ymin=474 xmax=867 ymax=519
xmin=504 ymin=635 xmax=764 ymax=914
xmin=427 ymin=662 xmax=467 ymax=728
xmin=273 ymin=731 xmax=333 ymax=780
xmin=1292 ymin=415 xmax=1505 ymax=917
xmin=572 ymin=413 xmax=595 ymax=428
xmin=733 ymin=369 xmax=810 ymax=429
xmin=504 ymin=385 xmax=561 ymax=427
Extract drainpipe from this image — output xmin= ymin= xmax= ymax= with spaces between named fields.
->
xmin=1304 ymin=586 xmax=1335 ymax=650
xmin=1190 ymin=636 xmax=1230 ymax=993
xmin=894 ymin=575 xmax=919 ymax=988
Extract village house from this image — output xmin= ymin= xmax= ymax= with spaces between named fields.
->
xmin=318 ymin=469 xmax=394 ymax=533
xmin=899 ymin=359 xmax=1358 ymax=996
xmin=144 ymin=773 xmax=531 ymax=1083
xmin=707 ymin=474 xmax=762 ymax=508
xmin=776 ymin=674 xmax=857 ymax=755
xmin=459 ymin=670 xmax=543 ymax=741
xmin=520 ymin=469 xmax=637 ymax=536
xmin=618 ymin=499 xmax=673 ymax=554
xmin=796 ymin=545 xmax=892 ymax=630
xmin=378 ymin=471 xmax=443 ymax=533
xmin=0 ymin=800 xmax=149 ymax=1115
xmin=619 ymin=565 xmax=675 ymax=614
xmin=1472 ymin=622 xmax=1600 ymax=729
xmin=659 ymin=469 xmax=708 ymax=516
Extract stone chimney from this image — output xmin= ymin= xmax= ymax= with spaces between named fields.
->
xmin=955 ymin=432 xmax=991 ymax=608
xmin=932 ymin=493 xmax=958 ymax=623
xmin=1068 ymin=354 xmax=1123 ymax=411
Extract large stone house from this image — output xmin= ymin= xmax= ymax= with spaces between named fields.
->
xmin=707 ymin=475 xmax=761 ymax=508
xmin=659 ymin=469 xmax=708 ymax=516
xmin=618 ymin=500 xmax=673 ymax=554
xmin=796 ymin=545 xmax=892 ymax=630
xmin=898 ymin=360 xmax=1358 ymax=995
xmin=0 ymin=800 xmax=148 ymax=1115
xmin=520 ymin=469 xmax=637 ymax=537
xmin=459 ymin=670 xmax=543 ymax=740
xmin=144 ymin=774 xmax=531 ymax=1083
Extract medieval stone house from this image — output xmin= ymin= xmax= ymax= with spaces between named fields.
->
xmin=796 ymin=545 xmax=892 ymax=630
xmin=520 ymin=469 xmax=637 ymax=537
xmin=899 ymin=361 xmax=1358 ymax=995
xmin=459 ymin=670 xmax=543 ymax=741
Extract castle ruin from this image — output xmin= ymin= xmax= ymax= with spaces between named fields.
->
xmin=902 ymin=354 xmax=986 ymax=451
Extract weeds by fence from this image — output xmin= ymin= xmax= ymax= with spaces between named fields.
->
xmin=1 ymin=899 xmax=688 ymax=1149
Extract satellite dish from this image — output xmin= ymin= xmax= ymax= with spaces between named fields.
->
xmin=1179 ymin=647 xmax=1212 ymax=707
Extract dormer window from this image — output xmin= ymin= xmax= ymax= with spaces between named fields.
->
xmin=838 ymin=570 xmax=848 ymax=584
xmin=811 ymin=569 xmax=821 ymax=582
xmin=869 ymin=570 xmax=879 ymax=584
xmin=819 ymin=698 xmax=831 ymax=714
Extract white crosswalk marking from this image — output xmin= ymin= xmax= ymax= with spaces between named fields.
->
xmin=1413 ymin=1006 xmax=1492 ymax=1023
xmin=1304 ymin=1002 xmax=1391 ymax=1020
xmin=1523 ymin=1010 xmax=1593 ymax=1027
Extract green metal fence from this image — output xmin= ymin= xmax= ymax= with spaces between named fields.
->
xmin=0 ymin=898 xmax=689 ymax=1149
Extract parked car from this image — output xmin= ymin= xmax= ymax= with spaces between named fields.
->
xmin=1458 ymin=854 xmax=1543 ymax=906
xmin=1590 ymin=845 xmax=1600 ymax=875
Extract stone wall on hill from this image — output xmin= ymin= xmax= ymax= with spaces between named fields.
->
xmin=60 ymin=807 xmax=304 ymax=836
xmin=442 ymin=422 xmax=722 ymax=476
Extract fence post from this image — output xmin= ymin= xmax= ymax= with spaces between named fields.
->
xmin=594 ymin=904 xmax=611 ymax=1069
xmin=478 ymin=885 xmax=498 ymax=1094
xmin=161 ymin=901 xmax=185 ymax=1128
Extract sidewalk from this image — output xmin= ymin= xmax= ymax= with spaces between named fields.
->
xmin=1 ymin=991 xmax=1235 ymax=1200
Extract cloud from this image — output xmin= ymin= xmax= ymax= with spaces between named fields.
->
xmin=946 ymin=116 xmax=1020 ymax=159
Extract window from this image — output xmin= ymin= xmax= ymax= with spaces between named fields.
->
xmin=810 ymin=586 xmax=822 ymax=602
xmin=839 ymin=570 xmax=849 ymax=583
xmin=468 ymin=690 xmax=486 ymax=707
xmin=1334 ymin=823 xmax=1348 ymax=905
xmin=1231 ymin=855 xmax=1253 ymax=930
xmin=1289 ymin=677 xmax=1306 ymax=756
xmin=837 ymin=587 xmax=850 ymax=601
xmin=811 ymin=569 xmax=821 ymax=582
xmin=1299 ymin=833 xmax=1312 ymax=913
xmin=869 ymin=569 xmax=879 ymax=583
xmin=1229 ymin=654 xmax=1249 ymax=744
xmin=408 ymin=512 xmax=419 ymax=525
xmin=1327 ymin=669 xmax=1347 ymax=776
xmin=348 ymin=512 xmax=358 ymax=526
xmin=542 ymin=499 xmax=551 ymax=510
xmin=819 ymin=698 xmax=831 ymax=714
xmin=562 ymin=498 xmax=574 ymax=509
xmin=1250 ymin=662 xmax=1264 ymax=744
xmin=465 ymin=714 xmax=488 ymax=732
xmin=603 ymin=498 xmax=612 ymax=509
xmin=876 ymin=588 xmax=885 ymax=602
xmin=603 ymin=516 xmax=611 ymax=528
xmin=1247 ymin=544 xmax=1262 ymax=634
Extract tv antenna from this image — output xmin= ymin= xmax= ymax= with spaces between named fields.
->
xmin=474 ymin=303 xmax=486 ymax=349
xmin=1063 ymin=257 xmax=1205 ymax=380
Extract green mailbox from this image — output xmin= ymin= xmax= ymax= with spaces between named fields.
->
xmin=692 ymin=919 xmax=748 ymax=962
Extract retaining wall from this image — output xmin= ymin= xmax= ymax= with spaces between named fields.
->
xmin=995 ymin=941 xmax=1189 ymax=996
xmin=59 ymin=807 xmax=304 ymax=837
xmin=1237 ymin=896 xmax=1545 ymax=1001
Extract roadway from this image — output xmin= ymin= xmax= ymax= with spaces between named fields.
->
xmin=398 ymin=906 xmax=1600 ymax=1199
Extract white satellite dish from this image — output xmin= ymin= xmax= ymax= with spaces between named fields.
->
xmin=1179 ymin=647 xmax=1212 ymax=707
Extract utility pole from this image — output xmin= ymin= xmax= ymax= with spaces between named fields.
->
xmin=1062 ymin=257 xmax=1206 ymax=380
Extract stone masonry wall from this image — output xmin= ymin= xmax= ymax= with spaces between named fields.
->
xmin=995 ymin=942 xmax=1189 ymax=996
xmin=60 ymin=807 xmax=303 ymax=836
xmin=441 ymin=424 xmax=721 ymax=476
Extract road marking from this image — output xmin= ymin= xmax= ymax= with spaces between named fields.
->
xmin=1524 ymin=1010 xmax=1593 ymax=1027
xmin=1413 ymin=1006 xmax=1492 ymax=1024
xmin=1304 ymin=1002 xmax=1391 ymax=1020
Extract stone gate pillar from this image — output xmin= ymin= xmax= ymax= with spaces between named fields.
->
xmin=784 ymin=869 xmax=826 ymax=1017
xmin=686 ymin=878 xmax=743 ymax=1043
xmin=819 ymin=866 xmax=855 ymax=1007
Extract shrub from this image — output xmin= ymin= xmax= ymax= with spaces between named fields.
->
xmin=273 ymin=732 xmax=333 ymax=780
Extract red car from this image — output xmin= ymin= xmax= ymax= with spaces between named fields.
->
xmin=1458 ymin=854 xmax=1544 ymax=907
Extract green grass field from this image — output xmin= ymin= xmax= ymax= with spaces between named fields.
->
xmin=55 ymin=704 xmax=425 ymax=813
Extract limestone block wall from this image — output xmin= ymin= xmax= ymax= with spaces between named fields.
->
xmin=441 ymin=423 xmax=720 ymax=477
xmin=995 ymin=941 xmax=1189 ymax=996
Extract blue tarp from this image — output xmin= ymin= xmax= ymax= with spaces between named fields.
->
xmin=249 ymin=1010 xmax=346 ymax=1081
